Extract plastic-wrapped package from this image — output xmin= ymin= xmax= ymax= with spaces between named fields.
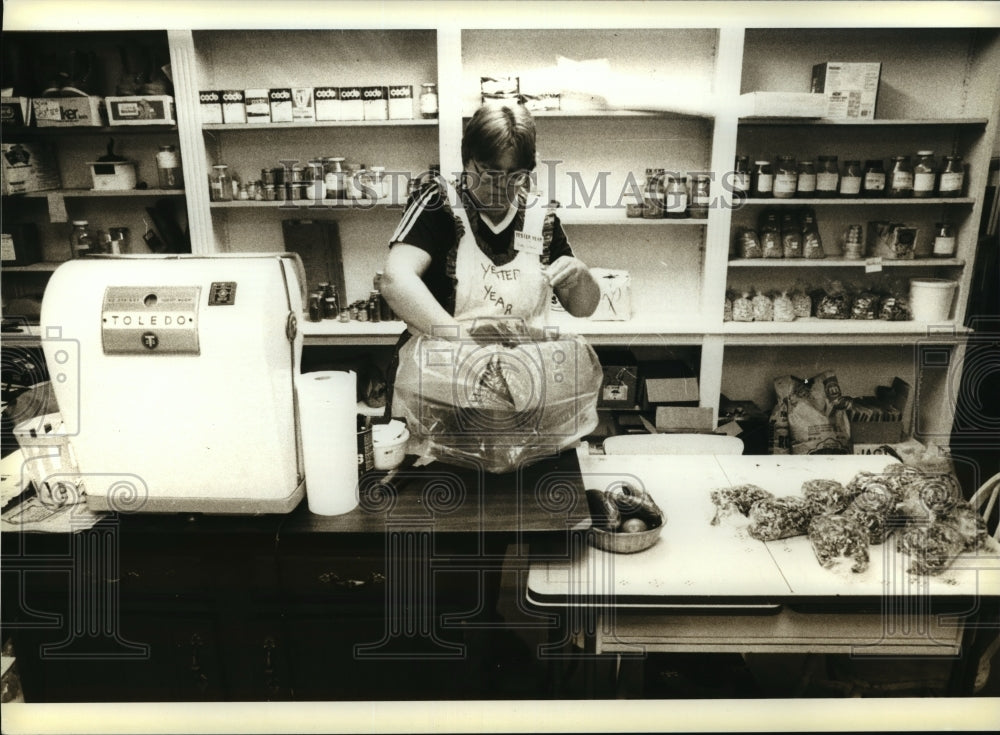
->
xmin=897 ymin=522 xmax=966 ymax=575
xmin=732 ymin=291 xmax=754 ymax=321
xmin=808 ymin=513 xmax=870 ymax=573
xmin=751 ymin=291 xmax=774 ymax=321
xmin=781 ymin=211 xmax=803 ymax=258
xmin=710 ymin=484 xmax=774 ymax=525
xmin=816 ymin=280 xmax=851 ymax=319
xmin=723 ymin=291 xmax=733 ymax=322
xmin=759 ymin=210 xmax=783 ymax=259
xmin=851 ymin=290 xmax=881 ymax=319
xmin=748 ymin=495 xmax=819 ymax=540
xmin=791 ymin=286 xmax=812 ymax=318
xmin=801 ymin=478 xmax=854 ymax=514
xmin=392 ymin=320 xmax=602 ymax=473
xmin=773 ymin=290 xmax=795 ymax=321
xmin=736 ymin=227 xmax=763 ymax=259
xmin=878 ymin=280 xmax=911 ymax=321
xmin=801 ymin=208 xmax=825 ymax=259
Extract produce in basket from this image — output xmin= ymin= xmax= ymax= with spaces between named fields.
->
xmin=808 ymin=513 xmax=871 ymax=573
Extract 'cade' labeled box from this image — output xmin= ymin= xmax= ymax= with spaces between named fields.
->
xmin=811 ymin=62 xmax=881 ymax=119
xmin=245 ymin=89 xmax=271 ymax=124
xmin=387 ymin=85 xmax=414 ymax=120
xmin=314 ymin=86 xmax=340 ymax=121
xmin=199 ymin=90 xmax=224 ymax=124
xmin=220 ymin=90 xmax=247 ymax=124
xmin=338 ymin=87 xmax=364 ymax=121
xmin=362 ymin=86 xmax=388 ymax=121
xmin=269 ymin=88 xmax=294 ymax=123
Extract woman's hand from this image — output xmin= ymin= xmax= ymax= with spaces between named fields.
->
xmin=545 ymin=256 xmax=601 ymax=318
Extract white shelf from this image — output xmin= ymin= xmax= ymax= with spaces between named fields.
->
xmin=202 ymin=119 xmax=438 ymax=131
xmin=739 ymin=117 xmax=989 ymax=126
xmin=721 ymin=319 xmax=971 ymax=345
xmin=21 ymin=188 xmax=185 ymax=198
xmin=738 ymin=197 xmax=975 ymax=206
xmin=558 ymin=209 xmax=707 ymax=226
xmin=727 ymin=258 xmax=965 ymax=268
xmin=209 ymin=198 xmax=404 ymax=210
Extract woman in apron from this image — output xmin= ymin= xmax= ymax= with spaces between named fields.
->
xmin=381 ymin=103 xmax=600 ymax=413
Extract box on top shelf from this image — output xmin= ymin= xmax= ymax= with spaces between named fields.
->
xmin=200 ymin=90 xmax=223 ymax=124
xmin=387 ymin=85 xmax=414 ymax=120
xmin=32 ymin=95 xmax=103 ymax=127
xmin=105 ymin=96 xmax=176 ymax=126
xmin=221 ymin=90 xmax=247 ymax=124
xmin=269 ymin=88 xmax=293 ymax=123
xmin=811 ymin=62 xmax=881 ymax=119
xmin=291 ymin=88 xmax=315 ymax=123
xmin=245 ymin=89 xmax=270 ymax=124
xmin=2 ymin=142 xmax=61 ymax=196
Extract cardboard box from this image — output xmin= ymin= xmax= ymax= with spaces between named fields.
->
xmin=105 ymin=95 xmax=176 ymax=125
xmin=590 ymin=268 xmax=632 ymax=321
xmin=221 ymin=90 xmax=247 ymax=124
xmin=1 ymin=97 xmax=32 ymax=127
xmin=245 ymin=89 xmax=270 ymax=124
xmin=811 ymin=62 xmax=881 ymax=119
xmin=199 ymin=90 xmax=224 ymax=124
xmin=314 ymin=86 xmax=340 ymax=121
xmin=269 ymin=88 xmax=293 ymax=123
xmin=1 ymin=223 xmax=42 ymax=266
xmin=654 ymin=406 xmax=715 ymax=433
xmin=338 ymin=87 xmax=364 ymax=121
xmin=32 ymin=95 xmax=103 ymax=127
xmin=387 ymin=85 xmax=414 ymax=120
xmin=868 ymin=221 xmax=918 ymax=259
xmin=362 ymin=86 xmax=388 ymax=121
xmin=291 ymin=87 xmax=315 ymax=123
xmin=597 ymin=350 xmax=639 ymax=408
xmin=640 ymin=360 xmax=699 ymax=411
xmin=848 ymin=376 xmax=912 ymax=451
xmin=1 ymin=142 xmax=61 ymax=195
xmin=737 ymin=91 xmax=827 ymax=118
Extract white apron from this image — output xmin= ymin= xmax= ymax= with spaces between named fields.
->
xmin=391 ymin=183 xmax=602 ymax=472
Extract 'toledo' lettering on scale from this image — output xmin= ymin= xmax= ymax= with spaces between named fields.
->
xmin=101 ymin=286 xmax=201 ymax=355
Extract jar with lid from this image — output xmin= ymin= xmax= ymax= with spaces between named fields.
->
xmin=664 ymin=175 xmax=688 ymax=219
xmin=913 ymin=151 xmax=937 ymax=198
xmin=861 ymin=159 xmax=886 ymax=197
xmin=625 ymin=172 xmax=645 ymax=218
xmin=816 ymin=156 xmax=839 ymax=197
xmin=155 ymin=144 xmax=183 ymax=189
xmin=938 ymin=155 xmax=965 ymax=197
xmin=888 ymin=155 xmax=914 ymax=197
xmin=642 ymin=168 xmax=664 ymax=219
xmin=773 ymin=155 xmax=797 ymax=199
xmin=687 ymin=174 xmax=710 ymax=218
xmin=839 ymin=159 xmax=863 ymax=197
xmin=370 ymin=166 xmax=389 ymax=200
xmin=796 ymin=160 xmax=816 ymax=198
xmin=305 ymin=160 xmax=326 ymax=201
xmin=419 ymin=83 xmax=438 ymax=119
xmin=732 ymin=155 xmax=751 ymax=197
xmin=751 ymin=160 xmax=773 ymax=198
xmin=68 ymin=220 xmax=94 ymax=258
xmin=932 ymin=222 xmax=957 ymax=257
xmin=209 ymin=165 xmax=232 ymax=202
xmin=324 ymin=157 xmax=346 ymax=200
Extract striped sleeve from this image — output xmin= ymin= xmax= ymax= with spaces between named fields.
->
xmin=389 ymin=182 xmax=447 ymax=246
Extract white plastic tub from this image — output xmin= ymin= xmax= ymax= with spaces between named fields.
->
xmin=909 ymin=278 xmax=957 ymax=322
xmin=372 ymin=420 xmax=410 ymax=471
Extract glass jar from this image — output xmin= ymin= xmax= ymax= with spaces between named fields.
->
xmin=69 ymin=220 xmax=94 ymax=258
xmin=796 ymin=160 xmax=816 ymax=198
xmin=687 ymin=174 xmax=710 ymax=218
xmin=419 ymin=83 xmax=438 ymax=119
xmin=773 ymin=155 xmax=797 ymax=199
xmin=209 ymin=164 xmax=232 ymax=201
xmin=932 ymin=222 xmax=957 ymax=257
xmin=642 ymin=168 xmax=664 ymax=219
xmin=306 ymin=161 xmax=326 ymax=201
xmin=324 ymin=157 xmax=346 ymax=200
xmin=861 ymin=159 xmax=886 ymax=197
xmin=839 ymin=160 xmax=863 ymax=197
xmin=625 ymin=172 xmax=645 ymax=218
xmin=732 ymin=155 xmax=751 ymax=196
xmin=665 ymin=175 xmax=688 ymax=219
xmin=816 ymin=155 xmax=840 ymax=197
xmin=913 ymin=150 xmax=937 ymax=198
xmin=939 ymin=155 xmax=965 ymax=197
xmin=751 ymin=160 xmax=773 ymax=198
xmin=155 ymin=144 xmax=182 ymax=189
xmin=369 ymin=165 xmax=388 ymax=200
xmin=889 ymin=155 xmax=914 ymax=197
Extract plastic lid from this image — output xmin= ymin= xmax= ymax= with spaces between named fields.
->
xmin=71 ymin=220 xmax=88 ymax=226
xmin=917 ymin=150 xmax=934 ymax=156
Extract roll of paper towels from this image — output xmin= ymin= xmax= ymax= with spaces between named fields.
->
xmin=297 ymin=370 xmax=358 ymax=515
